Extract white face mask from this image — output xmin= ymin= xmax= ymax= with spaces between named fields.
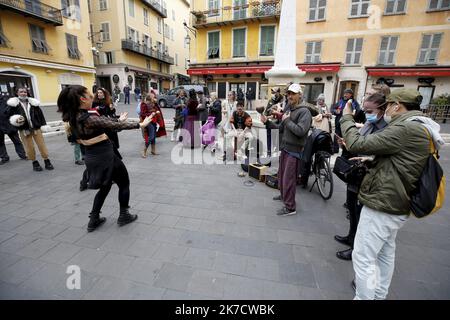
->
xmin=383 ymin=103 xmax=398 ymax=124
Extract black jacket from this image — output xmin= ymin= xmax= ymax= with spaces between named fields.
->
xmin=0 ymin=95 xmax=18 ymax=134
xmin=7 ymin=97 xmax=47 ymax=131
xmin=209 ymin=100 xmax=222 ymax=126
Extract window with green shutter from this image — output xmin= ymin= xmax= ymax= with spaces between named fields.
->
xmin=233 ymin=28 xmax=246 ymax=58
xmin=66 ymin=33 xmax=81 ymax=59
xmin=208 ymin=31 xmax=220 ymax=59
xmin=260 ymin=26 xmax=275 ymax=56
xmin=29 ymin=24 xmax=50 ymax=54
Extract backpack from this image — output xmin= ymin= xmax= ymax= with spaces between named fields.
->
xmin=410 ymin=128 xmax=446 ymax=218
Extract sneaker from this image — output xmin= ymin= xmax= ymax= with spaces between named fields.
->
xmin=0 ymin=158 xmax=9 ymax=165
xmin=276 ymin=207 xmax=297 ymax=216
xmin=273 ymin=195 xmax=282 ymax=201
xmin=75 ymin=160 xmax=85 ymax=165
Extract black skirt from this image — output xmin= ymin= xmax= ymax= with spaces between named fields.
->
xmin=84 ymin=140 xmax=117 ymax=189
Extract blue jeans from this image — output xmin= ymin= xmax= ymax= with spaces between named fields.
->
xmin=145 ymin=123 xmax=157 ymax=147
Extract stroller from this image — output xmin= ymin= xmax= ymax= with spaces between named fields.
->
xmin=201 ymin=116 xmax=216 ymax=150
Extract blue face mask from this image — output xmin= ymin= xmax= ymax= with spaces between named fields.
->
xmin=366 ymin=113 xmax=379 ymax=124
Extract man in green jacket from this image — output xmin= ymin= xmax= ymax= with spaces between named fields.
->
xmin=340 ymin=88 xmax=430 ymax=300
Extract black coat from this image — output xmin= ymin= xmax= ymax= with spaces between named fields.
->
xmin=7 ymin=97 xmax=47 ymax=131
xmin=0 ymin=95 xmax=17 ymax=134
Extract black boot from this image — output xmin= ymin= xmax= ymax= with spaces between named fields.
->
xmin=117 ymin=206 xmax=138 ymax=226
xmin=87 ymin=212 xmax=106 ymax=232
xmin=44 ymin=159 xmax=54 ymax=170
xmin=79 ymin=181 xmax=88 ymax=192
xmin=32 ymin=160 xmax=43 ymax=171
xmin=334 ymin=234 xmax=352 ymax=246
xmin=336 ymin=248 xmax=353 ymax=261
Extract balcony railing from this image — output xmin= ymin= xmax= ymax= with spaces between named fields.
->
xmin=0 ymin=0 xmax=63 ymax=26
xmin=121 ymin=39 xmax=174 ymax=65
xmin=141 ymin=0 xmax=167 ymax=18
xmin=192 ymin=0 xmax=281 ymax=28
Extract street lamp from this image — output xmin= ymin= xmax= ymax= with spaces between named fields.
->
xmin=183 ymin=21 xmax=196 ymax=44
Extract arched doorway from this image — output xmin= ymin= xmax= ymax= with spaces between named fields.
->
xmin=0 ymin=70 xmax=36 ymax=98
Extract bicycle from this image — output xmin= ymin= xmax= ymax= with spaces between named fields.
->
xmin=309 ymin=150 xmax=333 ymax=200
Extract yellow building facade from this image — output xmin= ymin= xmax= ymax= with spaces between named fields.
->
xmin=296 ymin=0 xmax=450 ymax=107
xmin=188 ymin=0 xmax=449 ymax=107
xmin=187 ymin=0 xmax=281 ymax=102
xmin=89 ymin=0 xmax=190 ymax=97
xmin=0 ymin=0 xmax=96 ymax=105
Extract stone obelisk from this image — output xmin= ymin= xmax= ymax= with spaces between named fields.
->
xmin=265 ymin=0 xmax=305 ymax=85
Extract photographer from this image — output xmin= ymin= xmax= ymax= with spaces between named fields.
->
xmin=340 ymin=89 xmax=431 ymax=300
xmin=334 ymin=93 xmax=388 ymax=261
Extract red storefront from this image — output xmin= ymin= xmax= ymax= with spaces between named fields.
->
xmin=366 ymin=66 xmax=450 ymax=107
xmin=187 ymin=62 xmax=341 ymax=104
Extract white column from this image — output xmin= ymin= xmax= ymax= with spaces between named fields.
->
xmin=265 ymin=0 xmax=305 ymax=85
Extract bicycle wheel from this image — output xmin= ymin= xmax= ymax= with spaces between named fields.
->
xmin=316 ymin=153 xmax=333 ymax=200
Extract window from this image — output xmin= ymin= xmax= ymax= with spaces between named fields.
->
xmin=208 ymin=0 xmax=220 ymax=17
xmin=428 ymin=0 xmax=450 ymax=11
xmin=143 ymin=34 xmax=150 ymax=47
xmin=260 ymin=26 xmax=275 ymax=56
xmin=158 ymin=18 xmax=162 ymax=33
xmin=378 ymin=36 xmax=398 ymax=65
xmin=101 ymin=23 xmax=110 ymax=41
xmin=233 ymin=28 xmax=246 ymax=57
xmin=66 ymin=33 xmax=81 ymax=59
xmin=87 ymin=0 xmax=91 ymax=13
xmin=172 ymin=9 xmax=176 ymax=21
xmin=99 ymin=0 xmax=108 ymax=10
xmin=143 ymin=9 xmax=149 ymax=25
xmin=302 ymin=84 xmax=325 ymax=104
xmin=350 ymin=0 xmax=370 ymax=17
xmin=385 ymin=0 xmax=407 ymax=14
xmin=29 ymin=24 xmax=50 ymax=54
xmin=208 ymin=31 xmax=220 ymax=59
xmin=309 ymin=0 xmax=326 ymax=21
xmin=0 ymin=19 xmax=9 ymax=47
xmin=418 ymin=33 xmax=442 ymax=64
xmin=185 ymin=58 xmax=188 ymax=70
xmin=175 ymin=53 xmax=178 ymax=66
xmin=146 ymin=59 xmax=151 ymax=70
xmin=163 ymin=23 xmax=169 ymax=38
xmin=305 ymin=41 xmax=322 ymax=63
xmin=234 ymin=0 xmax=247 ymax=20
xmin=171 ymin=28 xmax=174 ymax=41
xmin=127 ymin=27 xmax=139 ymax=43
xmin=129 ymin=0 xmax=134 ymax=17
xmin=61 ymin=0 xmax=81 ymax=21
xmin=105 ymin=51 xmax=113 ymax=64
xmin=345 ymin=38 xmax=363 ymax=65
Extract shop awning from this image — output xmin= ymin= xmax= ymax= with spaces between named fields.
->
xmin=297 ymin=63 xmax=341 ymax=73
xmin=187 ymin=63 xmax=341 ymax=75
xmin=366 ymin=66 xmax=450 ymax=77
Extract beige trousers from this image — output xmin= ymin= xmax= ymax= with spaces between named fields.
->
xmin=19 ymin=129 xmax=49 ymax=161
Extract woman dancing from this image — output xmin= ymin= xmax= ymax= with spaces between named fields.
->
xmin=57 ymin=85 xmax=154 ymax=232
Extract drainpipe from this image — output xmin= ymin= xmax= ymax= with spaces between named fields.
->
xmin=123 ymin=0 xmax=128 ymax=90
